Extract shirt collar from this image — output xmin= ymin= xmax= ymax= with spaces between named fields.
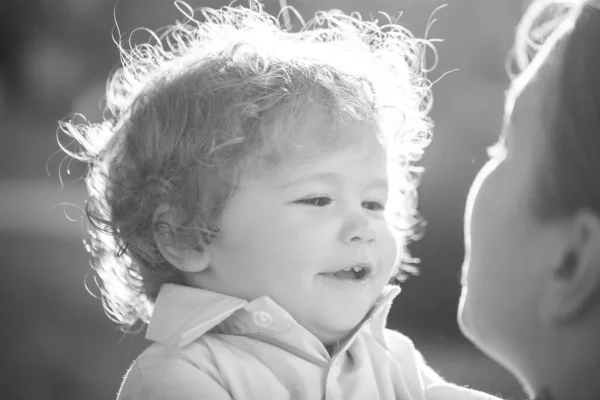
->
xmin=146 ymin=284 xmax=248 ymax=348
xmin=146 ymin=283 xmax=401 ymax=352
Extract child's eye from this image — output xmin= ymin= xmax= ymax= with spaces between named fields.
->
xmin=485 ymin=141 xmax=507 ymax=160
xmin=296 ymin=196 xmax=332 ymax=207
xmin=363 ymin=201 xmax=385 ymax=211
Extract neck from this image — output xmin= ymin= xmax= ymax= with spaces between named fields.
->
xmin=527 ymin=324 xmax=600 ymax=400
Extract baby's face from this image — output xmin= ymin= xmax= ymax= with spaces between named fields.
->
xmin=196 ymin=127 xmax=398 ymax=345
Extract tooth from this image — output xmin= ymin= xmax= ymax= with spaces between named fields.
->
xmin=343 ymin=267 xmax=353 ymax=272
xmin=352 ymin=266 xmax=363 ymax=272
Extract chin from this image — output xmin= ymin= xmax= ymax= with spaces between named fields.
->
xmin=459 ymin=305 xmax=519 ymax=379
xmin=457 ymin=292 xmax=490 ymax=353
xmin=310 ymin=313 xmax=366 ymax=345
xmin=457 ymin=289 xmax=472 ymax=336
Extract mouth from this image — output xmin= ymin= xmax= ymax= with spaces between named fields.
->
xmin=320 ymin=262 xmax=373 ymax=282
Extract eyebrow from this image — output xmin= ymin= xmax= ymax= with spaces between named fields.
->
xmin=277 ymin=172 xmax=388 ymax=190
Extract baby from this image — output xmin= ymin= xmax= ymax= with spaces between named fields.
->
xmin=61 ymin=1 xmax=503 ymax=399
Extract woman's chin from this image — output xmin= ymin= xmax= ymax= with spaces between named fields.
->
xmin=457 ymin=289 xmax=474 ymax=337
xmin=457 ymin=295 xmax=493 ymax=354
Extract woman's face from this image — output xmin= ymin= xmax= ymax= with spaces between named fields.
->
xmin=458 ymin=44 xmax=563 ymax=378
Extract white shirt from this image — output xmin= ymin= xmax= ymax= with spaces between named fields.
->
xmin=118 ymin=283 xmax=504 ymax=400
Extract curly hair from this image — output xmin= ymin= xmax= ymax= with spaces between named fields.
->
xmin=59 ymin=0 xmax=436 ymax=331
xmin=508 ymin=0 xmax=600 ymax=222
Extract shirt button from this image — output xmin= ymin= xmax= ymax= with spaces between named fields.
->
xmin=252 ymin=311 xmax=273 ymax=328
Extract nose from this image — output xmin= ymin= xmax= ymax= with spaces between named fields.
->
xmin=341 ymin=214 xmax=378 ymax=245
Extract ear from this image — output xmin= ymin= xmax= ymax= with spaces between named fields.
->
xmin=542 ymin=209 xmax=600 ymax=324
xmin=153 ymin=204 xmax=211 ymax=273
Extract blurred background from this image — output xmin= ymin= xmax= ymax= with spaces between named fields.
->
xmin=0 ymin=0 xmax=527 ymax=398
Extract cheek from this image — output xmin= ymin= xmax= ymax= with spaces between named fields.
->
xmin=376 ymin=226 xmax=400 ymax=277
xmin=461 ymin=164 xmax=503 ymax=323
xmin=215 ymin=204 xmax=324 ymax=271
xmin=466 ymin=162 xmax=508 ymax=258
xmin=461 ymin=179 xmax=541 ymax=345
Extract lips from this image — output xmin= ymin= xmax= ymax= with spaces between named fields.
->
xmin=321 ymin=262 xmax=374 ymax=281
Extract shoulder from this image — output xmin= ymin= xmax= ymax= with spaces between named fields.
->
xmin=381 ymin=328 xmax=419 ymax=352
xmin=381 ymin=328 xmax=433 ymax=370
xmin=117 ymin=341 xmax=232 ymax=400
xmin=381 ymin=330 xmax=506 ymax=400
xmin=425 ymin=384 xmax=506 ymax=400
xmin=380 ymin=329 xmax=446 ymax=384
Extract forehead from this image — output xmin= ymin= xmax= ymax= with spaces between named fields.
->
xmin=252 ymin=101 xmax=385 ymax=171
xmin=505 ymin=39 xmax=564 ymax=138
xmin=240 ymin=135 xmax=386 ymax=198
xmin=273 ymin=131 xmax=387 ymax=179
xmin=281 ymin=101 xmax=379 ymax=150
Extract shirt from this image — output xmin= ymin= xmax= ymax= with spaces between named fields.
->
xmin=117 ymin=283 xmax=503 ymax=400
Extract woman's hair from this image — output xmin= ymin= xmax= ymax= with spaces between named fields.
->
xmin=59 ymin=0 xmax=435 ymax=331
xmin=509 ymin=0 xmax=600 ymax=221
